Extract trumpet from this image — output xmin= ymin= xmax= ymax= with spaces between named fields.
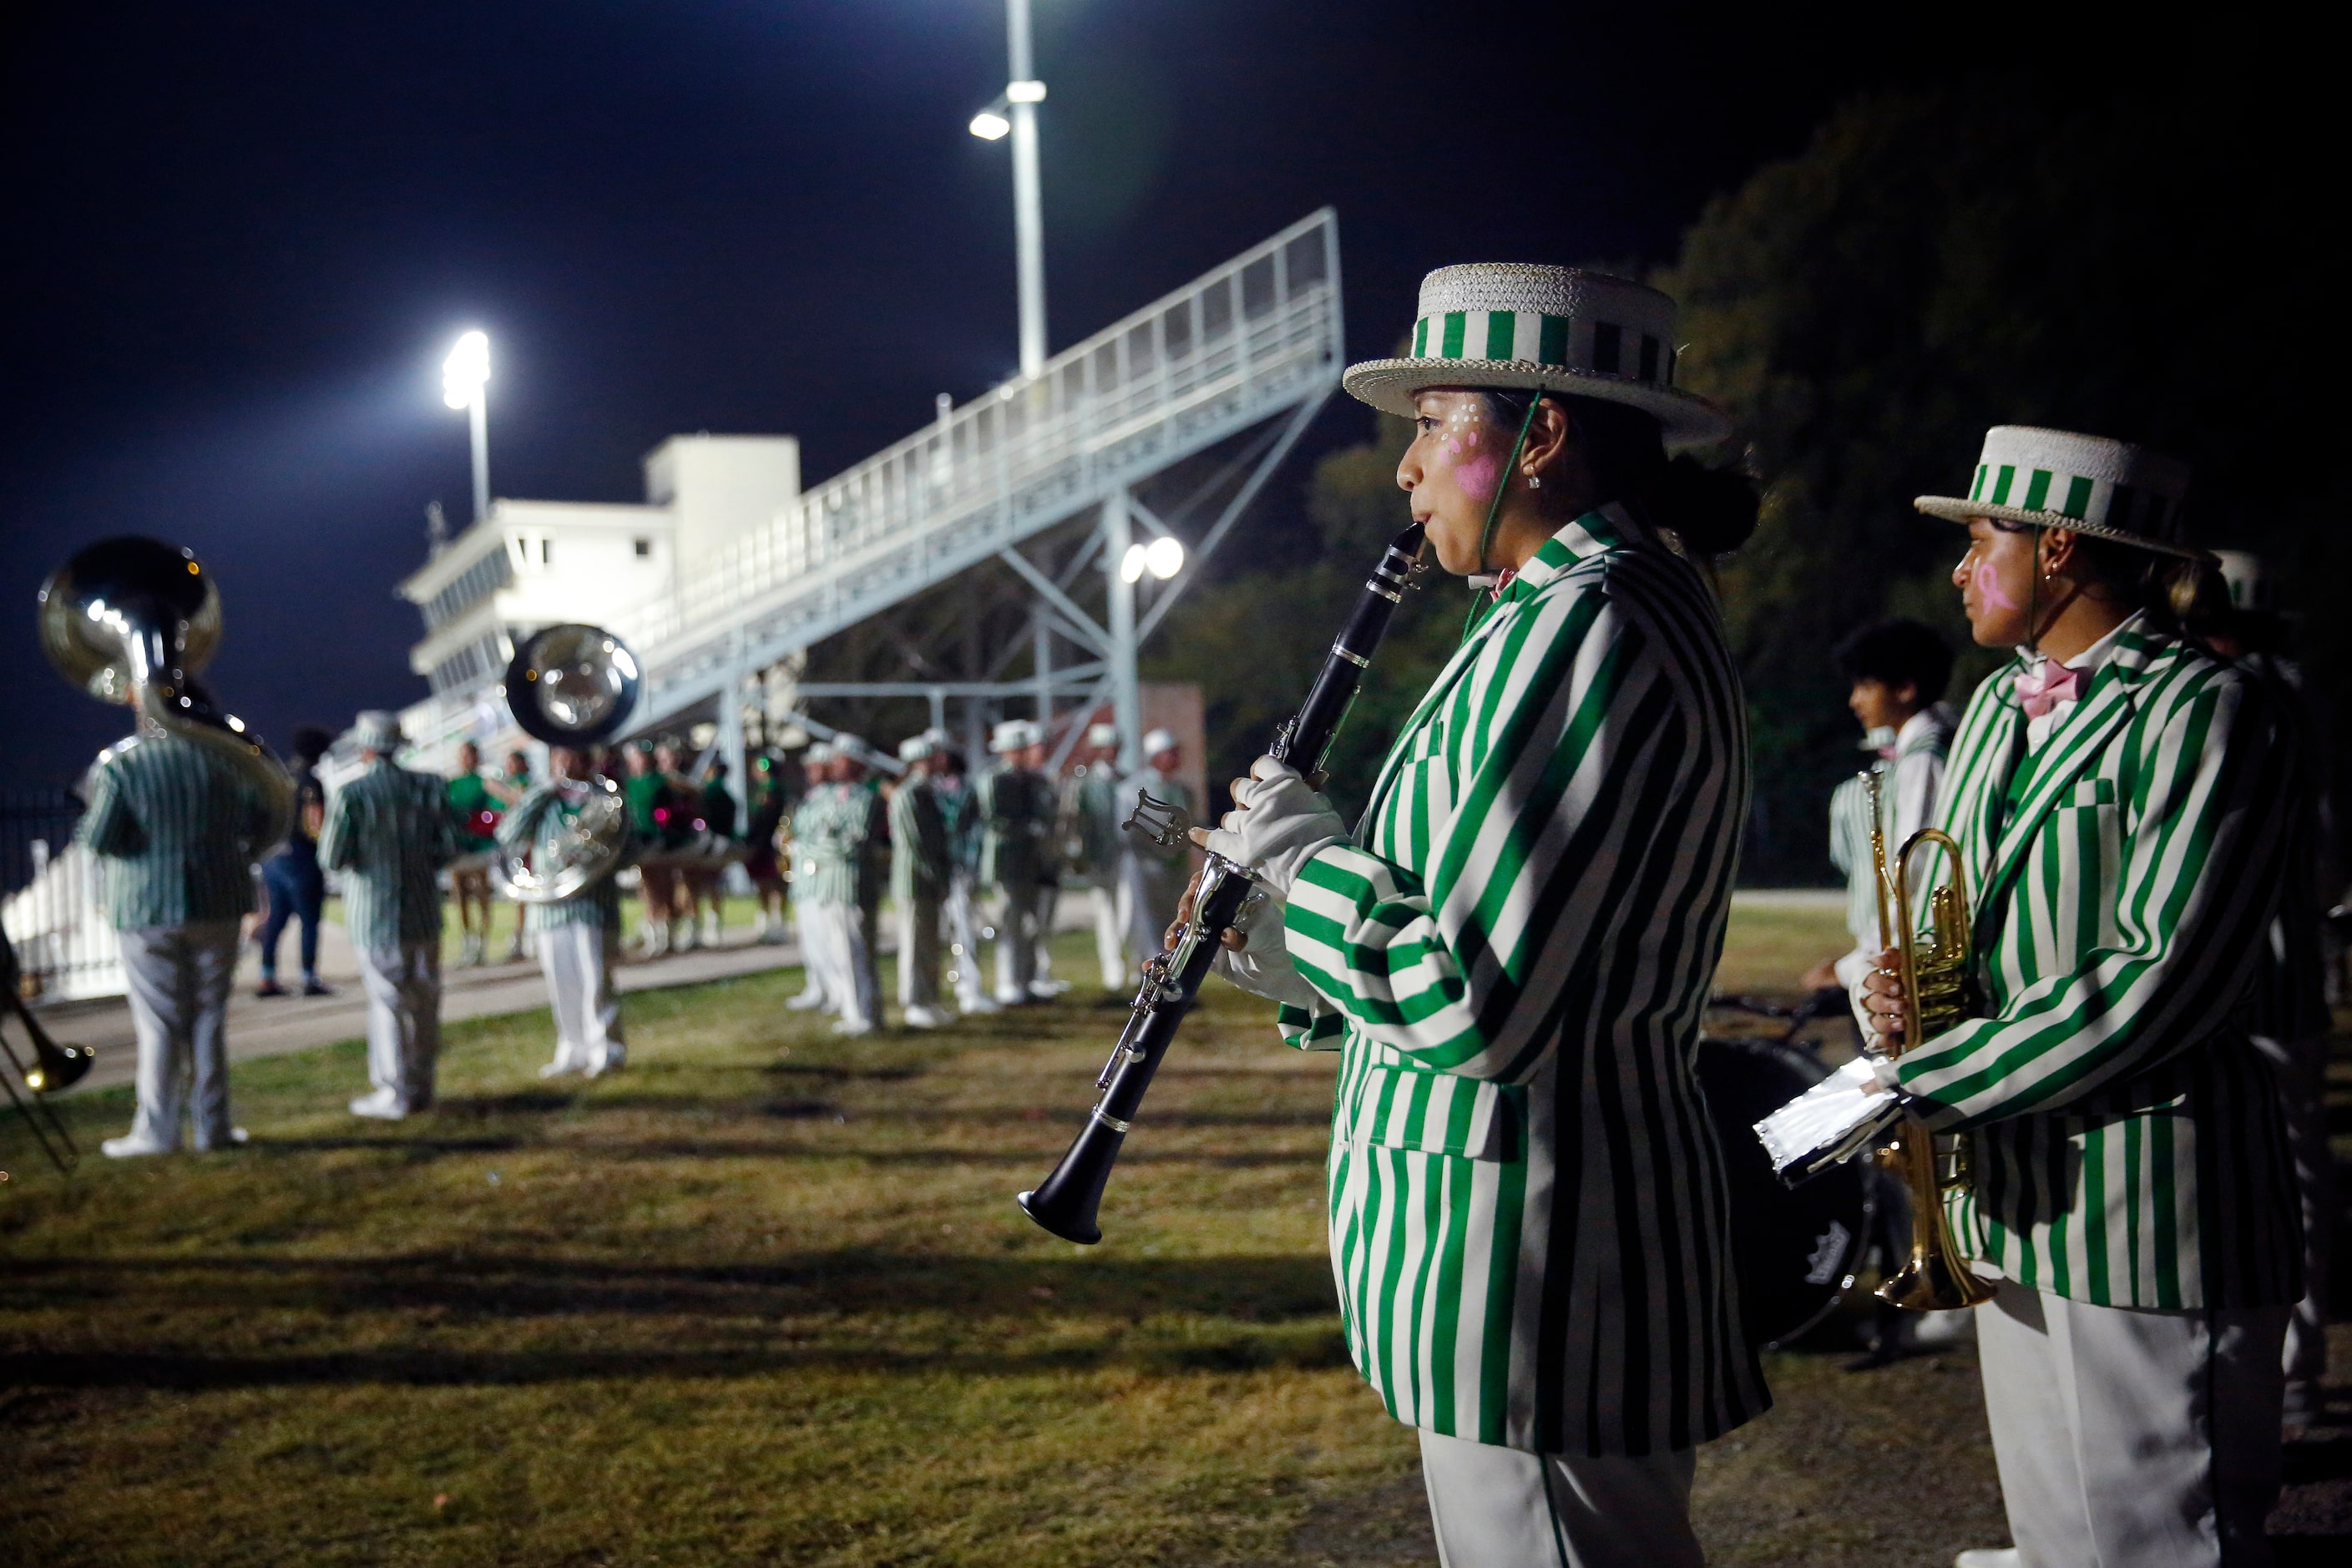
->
xmin=492 ymin=624 xmax=643 ymax=903
xmin=1865 ymin=766 xmax=1995 ymax=1312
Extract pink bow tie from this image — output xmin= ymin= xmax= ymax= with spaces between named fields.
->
xmin=2014 ymin=661 xmax=2082 ymax=719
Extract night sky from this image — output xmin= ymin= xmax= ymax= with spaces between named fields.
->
xmin=5 ymin=2 xmax=2038 ymax=792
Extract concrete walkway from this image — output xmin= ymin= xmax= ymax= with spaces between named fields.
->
xmin=43 ymin=920 xmax=811 ymax=1098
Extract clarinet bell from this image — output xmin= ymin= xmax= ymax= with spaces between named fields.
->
xmin=1015 ymin=1111 xmax=1127 ymax=1246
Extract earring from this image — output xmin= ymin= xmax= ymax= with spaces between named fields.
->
xmin=1526 ymin=473 xmax=1541 ymax=489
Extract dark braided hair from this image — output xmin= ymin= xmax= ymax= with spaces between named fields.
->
xmin=1478 ymin=390 xmax=1758 ymax=555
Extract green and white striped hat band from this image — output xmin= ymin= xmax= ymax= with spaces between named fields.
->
xmin=1340 ymin=262 xmax=1731 ymax=448
xmin=1914 ymin=425 xmax=2205 ymax=559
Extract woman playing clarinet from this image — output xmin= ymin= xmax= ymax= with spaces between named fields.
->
xmin=1202 ymin=264 xmax=1763 ymax=1565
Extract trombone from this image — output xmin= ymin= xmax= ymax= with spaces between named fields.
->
xmin=1 ymin=928 xmax=94 ymax=1176
xmin=1865 ymin=766 xmax=1995 ymax=1311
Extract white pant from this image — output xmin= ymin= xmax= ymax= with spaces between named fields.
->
xmin=537 ymin=923 xmax=625 ymax=1073
xmin=944 ymin=873 xmax=986 ymax=1009
xmin=1121 ymin=852 xmax=1185 ymax=964
xmin=896 ymin=895 xmax=942 ymax=1009
xmin=119 ymin=921 xmax=242 ymax=1151
xmin=803 ymin=902 xmax=876 ymax=1029
xmin=1418 ymin=1429 xmax=1700 ymax=1568
xmin=357 ymin=941 xmax=442 ymax=1109
xmin=2251 ymin=1030 xmax=2332 ymax=1418
xmin=1084 ymin=880 xmax=1127 ymax=988
xmin=1977 ymin=1279 xmax=2288 ymax=1568
xmin=994 ymin=882 xmax=1044 ymax=1002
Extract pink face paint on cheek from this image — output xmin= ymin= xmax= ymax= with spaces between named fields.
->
xmin=1973 ymin=559 xmax=2021 ymax=611
xmin=1454 ymin=453 xmax=1500 ymax=501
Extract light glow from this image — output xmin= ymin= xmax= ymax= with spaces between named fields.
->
xmin=443 ymin=330 xmax=489 ymax=409
xmin=1006 ymin=79 xmax=1046 ymax=104
xmin=1145 ymin=536 xmax=1185 ymax=579
xmin=1119 ymin=543 xmax=1149 ymax=584
xmin=968 ymin=109 xmax=1011 ymax=140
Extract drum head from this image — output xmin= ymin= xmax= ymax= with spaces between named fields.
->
xmin=1696 ymin=1036 xmax=1873 ymax=1349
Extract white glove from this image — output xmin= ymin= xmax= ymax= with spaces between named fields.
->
xmin=1199 ymin=756 xmax=1348 ymax=897
xmin=1211 ymin=883 xmax=1323 ymax=1009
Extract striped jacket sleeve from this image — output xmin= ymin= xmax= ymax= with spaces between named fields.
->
xmin=316 ymin=786 xmax=357 ymax=871
xmin=1282 ymin=579 xmax=1637 ymax=1081
xmin=77 ymin=763 xmax=141 ymax=857
xmin=1899 ymin=669 xmax=2289 ymax=1128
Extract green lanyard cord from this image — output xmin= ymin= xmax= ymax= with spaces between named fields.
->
xmin=1460 ymin=393 xmax=1545 ymax=644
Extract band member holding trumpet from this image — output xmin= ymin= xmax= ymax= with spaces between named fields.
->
xmin=317 ymin=711 xmax=458 ymax=1119
xmin=503 ymin=746 xmax=632 ymax=1077
xmin=1856 ymin=428 xmax=2302 ymax=1568
xmin=1201 ymin=266 xmax=1764 ymax=1564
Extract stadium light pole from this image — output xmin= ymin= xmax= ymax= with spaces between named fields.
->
xmin=443 ymin=330 xmax=491 ymax=524
xmin=968 ymin=0 xmax=1047 ymax=377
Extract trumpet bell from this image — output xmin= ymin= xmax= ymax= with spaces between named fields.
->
xmin=503 ymin=624 xmax=641 ymax=746
xmin=38 ymin=536 xmax=222 ymax=703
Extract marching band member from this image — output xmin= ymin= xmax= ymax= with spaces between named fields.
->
xmin=1859 ymin=427 xmax=2302 ymax=1568
xmin=844 ymin=741 xmax=888 ymax=1008
xmin=796 ymin=741 xmax=880 ymax=1035
xmin=653 ymin=740 xmax=701 ymax=953
xmin=1206 ymin=265 xmax=1764 ymax=1564
xmin=979 ymin=718 xmax=1056 ymax=1005
xmin=2202 ymin=552 xmax=2334 ymax=1439
xmin=1062 ymin=722 xmax=1130 ymax=989
xmin=317 ymin=711 xmax=457 ymax=1119
xmin=502 ymin=746 xmax=630 ymax=1078
xmin=787 ymin=743 xmax=841 ymax=1014
xmin=1118 ymin=728 xmax=1191 ymax=971
xmin=445 ymin=740 xmax=508 ymax=967
xmin=890 ymin=733 xmax=951 ymax=1027
xmin=931 ymin=732 xmax=994 ymax=1014
xmin=1811 ymin=620 xmax=1956 ymax=1000
xmin=81 ymin=695 xmax=285 ymax=1156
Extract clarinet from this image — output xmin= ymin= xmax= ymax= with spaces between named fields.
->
xmin=1016 ymin=523 xmax=1427 ymax=1243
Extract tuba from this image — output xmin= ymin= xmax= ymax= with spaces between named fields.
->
xmin=40 ymin=537 xmax=298 ymax=864
xmin=491 ymin=624 xmax=641 ymax=903
xmin=1864 ymin=766 xmax=1995 ymax=1312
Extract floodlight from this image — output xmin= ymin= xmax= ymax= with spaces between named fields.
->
xmin=1144 ymin=536 xmax=1185 ymax=580
xmin=1119 ymin=543 xmax=1149 ymax=584
xmin=969 ymin=109 xmax=1012 ymax=140
xmin=1006 ymin=79 xmax=1046 ymax=103
xmin=443 ymin=330 xmax=489 ymax=409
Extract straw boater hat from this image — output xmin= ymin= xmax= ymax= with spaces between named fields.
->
xmin=1342 ymin=263 xmax=1730 ymax=448
xmin=1914 ymin=427 xmax=2208 ymax=560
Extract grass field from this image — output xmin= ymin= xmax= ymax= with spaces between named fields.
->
xmin=3 ymin=907 xmax=2343 ymax=1565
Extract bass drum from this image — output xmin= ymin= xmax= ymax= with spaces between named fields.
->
xmin=1696 ymin=1035 xmax=1873 ymax=1349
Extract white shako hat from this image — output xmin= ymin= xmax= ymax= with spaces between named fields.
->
xmin=803 ymin=741 xmax=837 ymax=765
xmin=896 ymin=734 xmax=934 ymax=763
xmin=1342 ymin=263 xmax=1729 ymax=448
xmin=832 ymin=734 xmax=870 ymax=766
xmin=1085 ymin=721 xmax=1119 ymax=747
xmin=989 ymin=718 xmax=1041 ymax=754
xmin=1914 ymin=426 xmax=2207 ymax=559
xmin=349 ymin=710 xmax=405 ymax=752
xmin=1141 ymin=726 xmax=1177 ymax=757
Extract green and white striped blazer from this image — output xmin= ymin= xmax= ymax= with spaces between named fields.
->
xmin=317 ymin=759 xmax=458 ymax=952
xmin=1899 ymin=617 xmax=2302 ymax=1310
xmin=1277 ymin=505 xmax=1766 ymax=1458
